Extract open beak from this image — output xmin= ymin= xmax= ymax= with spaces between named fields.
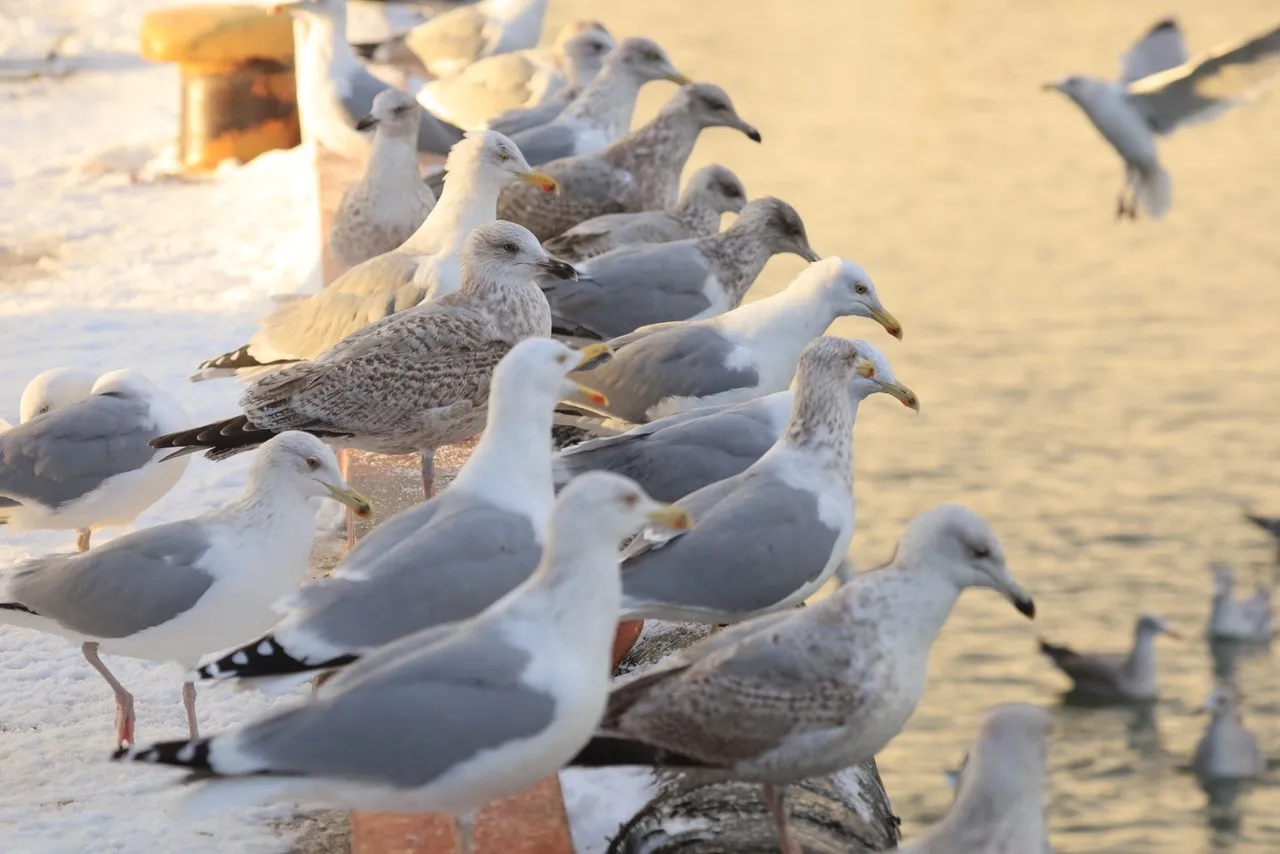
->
xmin=517 ymin=170 xmax=560 ymax=194
xmin=647 ymin=503 xmax=693 ymax=531
xmin=355 ymin=115 xmax=378 ymax=131
xmin=878 ymin=380 xmax=920 ymax=411
xmin=574 ymin=341 xmax=613 ymax=371
xmin=534 ymin=258 xmax=578 ymax=281
xmin=869 ymin=306 xmax=903 ymax=340
xmin=324 ymin=482 xmax=372 ymax=519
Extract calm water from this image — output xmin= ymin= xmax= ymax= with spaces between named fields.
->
xmin=548 ymin=1 xmax=1280 ymax=850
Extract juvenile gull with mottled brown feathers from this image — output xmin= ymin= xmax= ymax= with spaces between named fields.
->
xmin=497 ymin=82 xmax=761 ymax=241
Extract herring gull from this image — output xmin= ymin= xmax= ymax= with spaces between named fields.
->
xmin=497 ymin=82 xmax=761 ymax=240
xmin=0 ymin=432 xmax=369 ymax=748
xmin=485 ymin=24 xmax=614 ymax=137
xmin=1192 ymin=686 xmax=1267 ymax=781
xmin=570 ymin=505 xmax=1036 ymax=854
xmin=9 ymin=366 xmax=97 ymax=426
xmin=155 ymin=222 xmax=563 ymax=499
xmin=0 ymin=370 xmax=188 ymax=552
xmin=1039 ymin=612 xmax=1178 ymax=701
xmin=1044 ymin=18 xmax=1280 ymax=219
xmin=115 ymin=473 xmax=692 ymax=838
xmin=1207 ymin=562 xmax=1272 ymax=642
xmin=192 ymin=337 xmax=612 ymax=689
xmin=543 ymin=163 xmax=746 ymax=262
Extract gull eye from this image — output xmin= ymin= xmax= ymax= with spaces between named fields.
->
xmin=855 ymin=283 xmax=868 ymax=295
xmin=622 ymin=492 xmax=639 ymax=508
xmin=497 ymin=150 xmax=512 ymax=162
xmin=970 ymin=545 xmax=991 ymax=559
xmin=555 ymin=353 xmax=569 ymax=365
xmin=502 ymin=241 xmax=519 ymax=253
xmin=305 ymin=456 xmax=321 ymax=470
xmin=38 ymin=405 xmax=49 ymax=414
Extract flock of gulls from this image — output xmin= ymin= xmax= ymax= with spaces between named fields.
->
xmin=2 ymin=3 xmax=1280 ymax=852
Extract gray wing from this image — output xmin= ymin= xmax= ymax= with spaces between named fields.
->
xmin=1127 ymin=23 xmax=1280 ymax=135
xmin=406 ymin=8 xmax=487 ymax=74
xmin=510 ymin=123 xmax=582 ymax=167
xmin=620 ymin=471 xmax=842 ymax=616
xmin=331 ymin=252 xmax=422 ymax=296
xmin=488 ymin=96 xmax=571 ymax=136
xmin=223 ymin=623 xmax=556 ymax=789
xmin=543 ymin=212 xmax=689 ymax=263
xmin=250 ymin=278 xmax=427 ymax=363
xmin=542 ymin=243 xmax=715 ymax=339
xmin=554 ymin=399 xmax=779 ymax=502
xmin=498 ymin=155 xmax=635 ymax=241
xmin=1 ymin=520 xmax=214 ymax=638
xmin=1039 ymin=641 xmax=1126 ymax=692
xmin=1119 ymin=19 xmax=1189 ymax=84
xmin=281 ymin=496 xmax=541 ymax=655
xmin=0 ymin=395 xmax=162 ymax=510
xmin=566 ymin=325 xmax=758 ymax=423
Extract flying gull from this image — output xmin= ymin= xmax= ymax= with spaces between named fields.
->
xmin=155 ymin=222 xmax=563 ymax=498
xmin=328 ymin=89 xmax=437 ymax=269
xmin=115 ymin=473 xmax=691 ymax=844
xmin=570 ymin=505 xmax=1036 ymax=854
xmin=193 ymin=132 xmax=558 ymax=380
xmin=543 ymin=164 xmax=746 ymax=262
xmin=497 ymin=81 xmax=761 ymax=241
xmin=0 ymin=433 xmax=369 ymax=748
xmin=1207 ymin=562 xmax=1272 ymax=643
xmin=0 ymin=370 xmax=188 ymax=552
xmin=1039 ymin=612 xmax=1178 ymax=701
xmin=1044 ymin=18 xmax=1280 ymax=219
xmin=554 ymin=338 xmax=918 ymax=502
xmin=191 ymin=337 xmax=612 ymax=689
xmin=559 ymin=256 xmax=901 ymax=423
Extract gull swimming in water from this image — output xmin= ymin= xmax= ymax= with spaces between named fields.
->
xmin=1192 ymin=685 xmax=1267 ymax=781
xmin=1039 ymin=613 xmax=1179 ymax=701
xmin=0 ymin=433 xmax=369 ymax=748
xmin=1044 ymin=18 xmax=1280 ymax=219
xmin=1207 ymin=562 xmax=1272 ymax=643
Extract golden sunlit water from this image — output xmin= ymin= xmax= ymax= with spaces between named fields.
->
xmin=546 ymin=1 xmax=1280 ymax=850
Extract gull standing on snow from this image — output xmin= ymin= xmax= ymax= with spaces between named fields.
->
xmin=498 ymin=82 xmax=761 ymax=241
xmin=555 ymin=339 xmax=918 ymax=502
xmin=0 ymin=366 xmax=97 ymax=431
xmin=1039 ymin=613 xmax=1179 ymax=701
xmin=116 ymin=474 xmax=692 ymax=836
xmin=191 ymin=338 xmax=611 ymax=688
xmin=0 ymin=433 xmax=370 ymax=748
xmin=273 ymin=0 xmax=463 ymax=161
xmin=615 ymin=338 xmax=872 ymax=623
xmin=898 ymin=705 xmax=1052 ymax=854
xmin=1207 ymin=562 xmax=1272 ymax=642
xmin=570 ymin=506 xmax=1036 ymax=854
xmin=0 ymin=370 xmax=188 ymax=552
xmin=328 ymin=89 xmax=437 ymax=269
xmin=544 ymin=197 xmax=820 ymax=340
xmin=155 ymin=222 xmax=565 ymax=498
xmin=543 ymin=164 xmax=746 ymax=262
xmin=194 ymin=132 xmax=558 ymax=380
xmin=1192 ymin=686 xmax=1267 ymax=781
xmin=1044 ymin=18 xmax=1280 ymax=219
xmin=559 ymin=257 xmax=900 ymax=423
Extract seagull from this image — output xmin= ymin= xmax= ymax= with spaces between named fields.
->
xmin=1044 ymin=18 xmax=1280 ymax=219
xmin=543 ymin=197 xmax=821 ymax=340
xmin=0 ymin=432 xmax=370 ymax=748
xmin=193 ymin=131 xmax=558 ymax=380
xmin=114 ymin=473 xmax=692 ymax=848
xmin=272 ymin=0 xmax=463 ymax=161
xmin=497 ymin=81 xmax=761 ymax=241
xmin=0 ymin=370 xmax=188 ymax=552
xmin=558 ymin=257 xmax=901 ymax=424
xmin=1207 ymin=562 xmax=1272 ymax=643
xmin=4 ymin=366 xmax=97 ymax=428
xmin=190 ymin=337 xmax=612 ymax=689
xmin=1039 ymin=613 xmax=1179 ymax=701
xmin=569 ymin=505 xmax=1036 ymax=854
xmin=554 ymin=338 xmax=918 ymax=502
xmin=899 ymin=705 xmax=1053 ymax=854
xmin=1192 ymin=685 xmax=1267 ymax=781
xmin=364 ymin=0 xmax=550 ymax=80
xmin=154 ymin=222 xmax=563 ymax=499
xmin=485 ymin=24 xmax=615 ymax=137
xmin=327 ymin=89 xmax=437 ymax=268
xmin=543 ymin=164 xmax=746 ymax=263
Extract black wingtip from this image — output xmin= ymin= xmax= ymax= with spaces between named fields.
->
xmin=568 ymin=736 xmax=708 ymax=769
xmin=350 ymin=41 xmax=380 ymax=60
xmin=0 ymin=602 xmax=38 ymax=616
xmin=114 ymin=737 xmax=213 ymax=770
xmin=196 ymin=635 xmax=357 ymax=682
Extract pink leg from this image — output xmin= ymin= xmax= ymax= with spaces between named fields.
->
xmin=762 ymin=783 xmax=802 ymax=854
xmin=76 ymin=529 xmax=91 ymax=552
xmin=421 ymin=450 xmax=436 ymax=499
xmin=182 ymin=681 xmax=199 ymax=738
xmin=82 ymin=642 xmax=135 ymax=748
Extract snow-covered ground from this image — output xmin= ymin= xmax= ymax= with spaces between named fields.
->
xmin=0 ymin=1 xmax=333 ymax=850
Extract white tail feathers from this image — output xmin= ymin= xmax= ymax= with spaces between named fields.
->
xmin=179 ymin=776 xmax=300 ymax=816
xmin=1136 ymin=163 xmax=1172 ymax=219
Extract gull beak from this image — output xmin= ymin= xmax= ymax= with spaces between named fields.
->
xmin=740 ymin=122 xmax=763 ymax=143
xmin=1161 ymin=626 xmax=1182 ymax=640
xmin=869 ymin=306 xmax=903 ymax=340
xmin=1041 ymin=80 xmax=1063 ymax=93
xmin=560 ymin=381 xmax=609 ymax=410
xmin=518 ymin=170 xmax=560 ymax=194
xmin=647 ymin=503 xmax=694 ymax=531
xmin=355 ymin=114 xmax=378 ymax=131
xmin=534 ymin=258 xmax=578 ymax=281
xmin=574 ymin=342 xmax=613 ymax=371
xmin=324 ymin=482 xmax=372 ymax=519
xmin=797 ymin=246 xmax=822 ymax=263
xmin=1004 ymin=579 xmax=1036 ymax=619
xmin=878 ymin=380 xmax=920 ymax=412
xmin=666 ymin=69 xmax=692 ymax=86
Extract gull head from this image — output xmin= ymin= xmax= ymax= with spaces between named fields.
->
xmin=445 ymin=131 xmax=560 ymax=195
xmin=792 ymin=336 xmax=873 ymax=399
xmin=611 ymin=37 xmax=689 ymax=86
xmin=1209 ymin=561 xmax=1236 ymax=595
xmin=842 ymin=339 xmax=919 ymax=411
xmin=557 ymin=22 xmax=615 ymax=79
xmin=686 ymin=163 xmax=747 ymax=215
xmin=555 ymin=472 xmax=693 ymax=546
xmin=256 ymin=431 xmax=371 ymax=519
xmin=355 ymin=89 xmax=419 ymax=136
xmin=464 ymin=221 xmax=576 ymax=286
xmin=1135 ymin=612 xmax=1179 ymax=640
xmin=19 ymin=366 xmax=97 ymax=422
xmin=734 ymin=197 xmax=820 ymax=263
xmin=971 ymin=703 xmax=1054 ymax=795
xmin=800 ymin=256 xmax=902 ymax=339
xmin=901 ymin=504 xmax=1036 ymax=619
xmin=1197 ymin=685 xmax=1240 ymax=718
xmin=90 ymin=369 xmax=162 ymax=401
xmin=1041 ymin=74 xmax=1109 ymax=105
xmin=671 ymin=82 xmax=761 ymax=143
xmin=492 ymin=338 xmax=612 ymax=415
